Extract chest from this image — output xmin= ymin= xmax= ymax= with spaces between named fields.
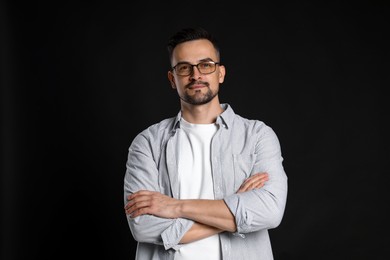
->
xmin=158 ymin=129 xmax=259 ymax=198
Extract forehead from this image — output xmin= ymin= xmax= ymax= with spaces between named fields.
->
xmin=172 ymin=39 xmax=218 ymax=64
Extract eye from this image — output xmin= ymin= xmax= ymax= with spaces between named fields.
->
xmin=177 ymin=64 xmax=190 ymax=72
xmin=199 ymin=62 xmax=212 ymax=69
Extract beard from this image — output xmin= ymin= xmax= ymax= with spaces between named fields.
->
xmin=179 ymin=82 xmax=218 ymax=105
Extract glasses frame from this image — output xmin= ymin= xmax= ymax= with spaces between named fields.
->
xmin=171 ymin=61 xmax=220 ymax=76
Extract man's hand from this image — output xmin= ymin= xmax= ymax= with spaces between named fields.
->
xmin=125 ymin=190 xmax=180 ymax=218
xmin=236 ymin=172 xmax=269 ymax=193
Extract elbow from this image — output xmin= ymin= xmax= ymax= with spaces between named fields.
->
xmin=262 ymin=198 xmax=286 ymax=229
xmin=127 ymin=216 xmax=159 ymax=244
xmin=130 ymin=226 xmax=144 ymax=243
xmin=266 ymin=209 xmax=284 ymax=229
xmin=257 ymin=208 xmax=285 ymax=231
xmin=128 ymin=218 xmax=145 ymax=242
xmin=261 ymin=188 xmax=287 ymax=229
xmin=237 ymin=202 xmax=286 ymax=232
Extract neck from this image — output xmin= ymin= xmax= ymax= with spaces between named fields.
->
xmin=180 ymin=98 xmax=224 ymax=124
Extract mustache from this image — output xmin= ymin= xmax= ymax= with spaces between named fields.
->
xmin=186 ymin=81 xmax=209 ymax=88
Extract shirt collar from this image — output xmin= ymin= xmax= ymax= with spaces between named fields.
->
xmin=217 ymin=103 xmax=234 ymax=129
xmin=172 ymin=103 xmax=234 ymax=131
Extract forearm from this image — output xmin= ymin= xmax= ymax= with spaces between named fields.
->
xmin=126 ymin=173 xmax=270 ymax=235
xmin=179 ymin=222 xmax=223 ymax=244
xmin=177 ymin=173 xmax=269 ymax=233
xmin=178 ymin=199 xmax=236 ymax=232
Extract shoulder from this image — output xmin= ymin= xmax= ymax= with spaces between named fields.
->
xmin=232 ymin=112 xmax=272 ymax=134
xmin=230 ymin=114 xmax=282 ymax=149
xmin=222 ymin=103 xmax=269 ymax=132
xmin=146 ymin=117 xmax=177 ymax=133
xmin=135 ymin=117 xmax=176 ymax=142
xmin=234 ymin=115 xmax=283 ymax=155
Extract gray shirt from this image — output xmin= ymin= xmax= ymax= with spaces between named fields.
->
xmin=124 ymin=103 xmax=288 ymax=260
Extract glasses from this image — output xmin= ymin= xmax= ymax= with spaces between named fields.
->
xmin=172 ymin=61 xmax=219 ymax=76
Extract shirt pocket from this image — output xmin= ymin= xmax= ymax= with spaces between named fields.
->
xmin=232 ymin=153 xmax=256 ymax=191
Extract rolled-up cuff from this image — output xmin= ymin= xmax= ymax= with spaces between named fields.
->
xmin=224 ymin=194 xmax=248 ymax=235
xmin=161 ymin=218 xmax=194 ymax=250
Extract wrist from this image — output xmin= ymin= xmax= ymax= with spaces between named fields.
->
xmin=175 ymin=199 xmax=185 ymax=218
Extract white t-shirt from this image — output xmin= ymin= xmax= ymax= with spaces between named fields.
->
xmin=174 ymin=117 xmax=221 ymax=260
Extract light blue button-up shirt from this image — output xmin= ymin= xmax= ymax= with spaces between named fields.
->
xmin=124 ymin=103 xmax=288 ymax=260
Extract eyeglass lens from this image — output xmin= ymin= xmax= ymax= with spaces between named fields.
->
xmin=175 ymin=62 xmax=217 ymax=76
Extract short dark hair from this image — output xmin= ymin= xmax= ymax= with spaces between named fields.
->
xmin=167 ymin=27 xmax=220 ymax=63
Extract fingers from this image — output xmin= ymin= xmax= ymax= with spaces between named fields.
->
xmin=237 ymin=172 xmax=269 ymax=193
xmin=125 ymin=195 xmax=150 ymax=214
xmin=126 ymin=190 xmax=154 ymax=201
xmin=124 ymin=190 xmax=156 ymax=217
xmin=124 ymin=190 xmax=178 ymax=219
xmin=238 ymin=173 xmax=268 ymax=192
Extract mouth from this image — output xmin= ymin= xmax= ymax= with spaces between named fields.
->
xmin=189 ymin=84 xmax=205 ymax=90
xmin=187 ymin=81 xmax=209 ymax=89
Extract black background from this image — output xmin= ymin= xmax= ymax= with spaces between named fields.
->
xmin=1 ymin=2 xmax=389 ymax=259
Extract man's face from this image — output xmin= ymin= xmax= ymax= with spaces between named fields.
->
xmin=168 ymin=39 xmax=225 ymax=105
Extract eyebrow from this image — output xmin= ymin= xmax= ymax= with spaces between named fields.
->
xmin=175 ymin=58 xmax=216 ymax=65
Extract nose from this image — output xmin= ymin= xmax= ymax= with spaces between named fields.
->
xmin=190 ymin=64 xmax=202 ymax=79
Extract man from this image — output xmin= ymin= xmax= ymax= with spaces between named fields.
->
xmin=124 ymin=27 xmax=288 ymax=260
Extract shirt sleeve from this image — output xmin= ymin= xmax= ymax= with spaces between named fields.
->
xmin=124 ymin=132 xmax=194 ymax=250
xmin=223 ymin=126 xmax=288 ymax=234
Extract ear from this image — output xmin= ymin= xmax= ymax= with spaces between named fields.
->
xmin=167 ymin=71 xmax=176 ymax=89
xmin=218 ymin=65 xmax=226 ymax=84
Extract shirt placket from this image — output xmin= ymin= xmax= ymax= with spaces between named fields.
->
xmin=211 ymin=122 xmax=233 ymax=260
xmin=166 ymin=131 xmax=180 ymax=199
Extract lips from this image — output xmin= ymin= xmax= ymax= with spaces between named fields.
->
xmin=187 ymin=81 xmax=208 ymax=89
xmin=189 ymin=84 xmax=205 ymax=89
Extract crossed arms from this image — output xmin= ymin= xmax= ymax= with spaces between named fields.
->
xmin=123 ymin=125 xmax=287 ymax=249
xmin=124 ymin=172 xmax=269 ymax=244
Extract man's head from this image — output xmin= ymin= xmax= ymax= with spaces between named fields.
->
xmin=167 ymin=27 xmax=220 ymax=64
xmin=167 ymin=27 xmax=225 ymax=106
